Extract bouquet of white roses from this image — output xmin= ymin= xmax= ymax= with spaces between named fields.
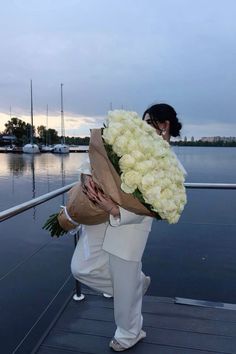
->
xmin=43 ymin=110 xmax=187 ymax=237
xmin=103 ymin=110 xmax=187 ymax=224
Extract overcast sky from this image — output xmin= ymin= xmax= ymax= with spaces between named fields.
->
xmin=0 ymin=0 xmax=236 ymax=139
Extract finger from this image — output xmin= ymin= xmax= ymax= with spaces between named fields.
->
xmin=86 ymin=192 xmax=97 ymax=202
xmin=84 ymin=182 xmax=97 ymax=195
xmin=86 ymin=182 xmax=98 ymax=195
xmin=87 ymin=188 xmax=100 ymax=201
xmin=97 ymin=190 xmax=111 ymax=201
xmin=87 ymin=188 xmax=97 ymax=199
xmin=94 ymin=192 xmax=106 ymax=203
xmin=87 ymin=177 xmax=96 ymax=190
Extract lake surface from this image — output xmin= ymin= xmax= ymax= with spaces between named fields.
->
xmin=0 ymin=147 xmax=236 ymax=352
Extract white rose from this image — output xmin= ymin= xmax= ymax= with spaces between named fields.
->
xmin=122 ymin=130 xmax=133 ymax=140
xmin=121 ymin=170 xmax=141 ymax=190
xmin=153 ymin=146 xmax=169 ymax=158
xmin=119 ymin=154 xmax=136 ymax=171
xmin=112 ymin=136 xmax=128 ymax=157
xmin=160 ymin=188 xmax=174 ymax=200
xmin=107 ymin=110 xmax=127 ymax=124
xmin=109 ymin=122 xmax=126 ymax=134
xmin=162 ymin=199 xmax=176 ymax=213
xmin=121 ymin=182 xmax=136 ymax=194
xmin=135 ymin=160 xmax=155 ymax=174
xmin=167 ymin=213 xmax=180 ymax=224
xmin=130 ymin=150 xmax=145 ymax=161
xmin=141 ymin=172 xmax=156 ymax=189
xmin=103 ymin=127 xmax=119 ymax=145
xmin=142 ymin=185 xmax=162 ymax=204
xmin=126 ymin=139 xmax=138 ymax=153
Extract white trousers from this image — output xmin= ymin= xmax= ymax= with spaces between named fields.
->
xmin=71 ymin=223 xmax=147 ymax=348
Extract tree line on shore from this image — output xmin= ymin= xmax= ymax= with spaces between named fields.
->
xmin=1 ymin=117 xmax=235 ymax=147
xmin=0 ymin=117 xmax=89 ymax=146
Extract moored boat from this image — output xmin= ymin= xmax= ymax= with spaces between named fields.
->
xmin=22 ymin=143 xmax=40 ymax=154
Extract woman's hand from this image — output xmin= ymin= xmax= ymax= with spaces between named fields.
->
xmin=81 ymin=174 xmax=120 ymax=218
xmin=81 ymin=174 xmax=97 ymax=200
xmin=92 ymin=190 xmax=120 ymax=218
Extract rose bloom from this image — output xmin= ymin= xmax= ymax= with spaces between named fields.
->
xmin=140 ymin=172 xmax=156 ymax=189
xmin=103 ymin=127 xmax=119 ymax=145
xmin=121 ymin=170 xmax=142 ymax=193
xmin=130 ymin=150 xmax=145 ymax=162
xmin=119 ymin=154 xmax=136 ymax=170
xmin=125 ymin=139 xmax=138 ymax=154
xmin=135 ymin=160 xmax=155 ymax=175
xmin=112 ymin=136 xmax=129 ymax=157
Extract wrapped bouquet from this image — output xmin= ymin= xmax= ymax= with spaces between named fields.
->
xmin=43 ymin=110 xmax=187 ymax=237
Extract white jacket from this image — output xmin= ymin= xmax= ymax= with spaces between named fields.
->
xmin=78 ymin=157 xmax=153 ymax=261
xmin=104 ymin=207 xmax=153 ymax=261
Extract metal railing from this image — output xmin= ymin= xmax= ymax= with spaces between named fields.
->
xmin=0 ymin=182 xmax=78 ymax=222
xmin=1 ymin=182 xmax=236 ymax=223
xmin=184 ymin=182 xmax=236 ymax=190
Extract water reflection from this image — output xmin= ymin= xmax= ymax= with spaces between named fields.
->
xmin=60 ymin=155 xmax=67 ymax=205
xmin=8 ymin=154 xmax=27 ymax=176
xmin=31 ymin=156 xmax=36 ymax=199
xmin=0 ymin=153 xmax=85 ymax=211
xmin=12 ymin=154 xmax=37 ymax=218
xmin=31 ymin=156 xmax=36 ymax=219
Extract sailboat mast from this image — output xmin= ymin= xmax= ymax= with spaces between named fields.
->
xmin=46 ymin=104 xmax=49 ymax=146
xmin=30 ymin=79 xmax=34 ymax=144
xmin=46 ymin=104 xmax=48 ymax=129
xmin=60 ymin=83 xmax=65 ymax=145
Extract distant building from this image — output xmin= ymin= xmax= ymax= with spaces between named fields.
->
xmin=200 ymin=136 xmax=236 ymax=142
xmin=0 ymin=134 xmax=17 ymax=145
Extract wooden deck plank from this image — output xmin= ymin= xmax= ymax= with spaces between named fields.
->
xmin=58 ymin=292 xmax=236 ymax=322
xmin=143 ymin=300 xmax=236 ymax=322
xmin=54 ymin=301 xmax=236 ymax=337
xmin=37 ymin=347 xmax=89 ymax=354
xmin=40 ymin=324 xmax=236 ymax=353
xmin=54 ymin=315 xmax=236 ymax=342
xmin=34 ymin=294 xmax=236 ymax=354
xmin=53 ymin=298 xmax=236 ymax=337
xmin=37 ymin=335 xmax=221 ymax=354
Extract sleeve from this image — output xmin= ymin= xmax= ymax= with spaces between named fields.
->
xmin=78 ymin=156 xmax=92 ymax=175
xmin=109 ymin=206 xmax=147 ymax=227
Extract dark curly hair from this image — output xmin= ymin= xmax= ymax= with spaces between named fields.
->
xmin=142 ymin=103 xmax=182 ymax=137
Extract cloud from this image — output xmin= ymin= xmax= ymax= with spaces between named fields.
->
xmin=0 ymin=0 xmax=236 ymax=137
xmin=0 ymin=111 xmax=105 ymax=137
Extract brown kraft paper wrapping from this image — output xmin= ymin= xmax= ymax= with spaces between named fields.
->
xmin=57 ymin=128 xmax=153 ymax=231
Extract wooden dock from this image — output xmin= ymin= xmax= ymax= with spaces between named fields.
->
xmin=32 ymin=290 xmax=236 ymax=354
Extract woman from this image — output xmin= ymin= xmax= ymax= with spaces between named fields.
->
xmin=71 ymin=103 xmax=183 ymax=352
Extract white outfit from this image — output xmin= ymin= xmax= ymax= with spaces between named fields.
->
xmin=71 ymin=209 xmax=153 ymax=348
xmin=71 ymin=157 xmax=153 ymax=348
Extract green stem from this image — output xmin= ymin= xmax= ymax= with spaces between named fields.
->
xmin=42 ymin=213 xmax=67 ymax=238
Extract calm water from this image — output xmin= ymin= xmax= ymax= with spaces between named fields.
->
xmin=0 ymin=147 xmax=236 ymax=352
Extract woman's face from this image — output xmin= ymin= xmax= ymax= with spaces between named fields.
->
xmin=144 ymin=114 xmax=170 ymax=141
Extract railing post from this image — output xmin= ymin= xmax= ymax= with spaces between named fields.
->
xmin=72 ymin=228 xmax=85 ymax=301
